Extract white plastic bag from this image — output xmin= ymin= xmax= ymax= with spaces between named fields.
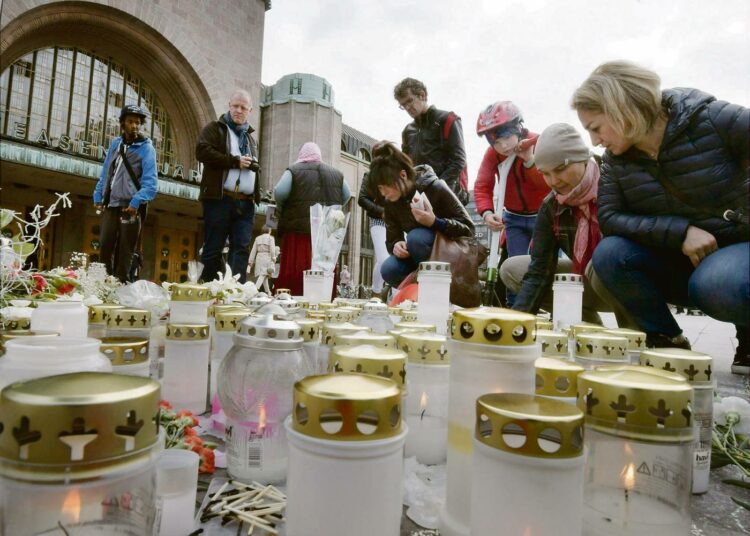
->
xmin=116 ymin=280 xmax=170 ymax=324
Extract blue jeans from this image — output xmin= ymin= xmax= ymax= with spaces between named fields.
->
xmin=200 ymin=196 xmax=255 ymax=283
xmin=592 ymin=236 xmax=749 ymax=336
xmin=380 ymin=227 xmax=435 ymax=287
xmin=503 ymin=210 xmax=538 ymax=305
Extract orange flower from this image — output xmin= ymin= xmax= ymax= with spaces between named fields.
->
xmin=176 ymin=410 xmax=199 ymax=427
xmin=159 ymin=400 xmax=173 ymax=410
xmin=198 ymin=447 xmax=215 ymax=474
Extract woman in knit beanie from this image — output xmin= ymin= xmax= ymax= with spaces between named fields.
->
xmin=500 ymin=123 xmax=634 ymax=328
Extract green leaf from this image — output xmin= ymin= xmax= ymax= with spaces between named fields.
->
xmin=731 ymin=497 xmax=750 ymax=511
xmin=0 ymin=209 xmax=14 ymax=229
xmin=723 ymin=478 xmax=750 ymax=490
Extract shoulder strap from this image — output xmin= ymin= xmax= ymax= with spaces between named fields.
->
xmin=119 ymin=142 xmax=141 ymax=190
xmin=442 ymin=112 xmax=456 ymax=140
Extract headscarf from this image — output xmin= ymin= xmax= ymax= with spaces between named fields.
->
xmin=552 ymin=159 xmax=601 ymax=275
xmin=223 ymin=111 xmax=250 ymax=155
xmin=296 ymin=142 xmax=322 ymax=163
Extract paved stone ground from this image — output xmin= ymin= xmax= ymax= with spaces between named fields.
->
xmin=198 ymin=311 xmax=750 ymax=535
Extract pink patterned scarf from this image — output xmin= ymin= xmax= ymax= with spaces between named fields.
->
xmin=554 ymin=159 xmax=601 ymax=275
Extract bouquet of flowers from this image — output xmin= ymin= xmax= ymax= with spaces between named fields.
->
xmin=712 ymin=394 xmax=750 ymax=510
xmin=310 ymin=204 xmax=349 ymax=275
xmin=159 ymin=400 xmax=217 ymax=473
xmin=189 ymin=263 xmax=258 ymax=304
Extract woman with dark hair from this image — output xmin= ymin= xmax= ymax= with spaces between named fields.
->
xmin=572 ymin=60 xmax=749 ymax=373
xmin=369 ymin=142 xmax=474 ymax=288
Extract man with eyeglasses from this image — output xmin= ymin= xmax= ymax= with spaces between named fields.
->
xmin=394 ymin=78 xmax=469 ymax=205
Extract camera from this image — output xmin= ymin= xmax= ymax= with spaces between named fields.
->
xmin=244 ymin=155 xmax=260 ymax=173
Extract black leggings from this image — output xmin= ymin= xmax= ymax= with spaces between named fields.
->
xmin=99 ymin=207 xmax=141 ymax=282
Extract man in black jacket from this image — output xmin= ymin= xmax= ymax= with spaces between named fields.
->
xmin=395 ymin=78 xmax=469 ymax=205
xmin=195 ymin=90 xmax=261 ymax=283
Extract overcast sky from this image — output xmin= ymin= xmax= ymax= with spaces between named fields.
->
xmin=262 ymin=0 xmax=749 ymax=186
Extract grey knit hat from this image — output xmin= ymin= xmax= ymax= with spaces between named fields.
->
xmin=534 ymin=123 xmax=591 ymax=171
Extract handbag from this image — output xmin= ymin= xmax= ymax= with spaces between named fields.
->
xmin=429 ymin=232 xmax=488 ymax=308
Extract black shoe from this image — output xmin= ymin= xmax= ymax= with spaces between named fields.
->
xmin=645 ymin=333 xmax=691 ymax=350
xmin=378 ymin=284 xmax=392 ymax=304
xmin=731 ymin=326 xmax=749 ymax=375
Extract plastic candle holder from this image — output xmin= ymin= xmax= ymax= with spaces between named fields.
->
xmin=358 ymin=298 xmax=395 ymax=334
xmin=578 ymin=365 xmax=694 ymax=535
xmin=285 ymin=373 xmax=407 ymax=536
xmin=318 ymin=322 xmax=371 ymax=374
xmin=471 ymin=393 xmax=584 ymax=536
xmin=155 ymin=449 xmax=199 ymax=536
xmin=99 ymin=337 xmax=150 ymax=377
xmin=640 ymin=349 xmax=714 ymax=494
xmin=296 ymin=317 xmax=324 ymax=374
xmin=535 ymin=356 xmax=584 ymax=404
xmin=168 ymin=284 xmax=210 ymax=324
xmin=536 ymin=329 xmax=570 ymax=358
xmin=0 ymin=329 xmax=58 ymax=356
xmin=440 ymin=308 xmax=539 ymax=536
xmin=210 ymin=309 xmax=253 ymax=403
xmin=162 ymin=323 xmax=210 ymax=414
xmin=574 ymin=332 xmax=629 ymax=369
xmin=604 ymin=328 xmax=647 ymax=364
xmin=105 ymin=308 xmax=151 ymax=339
xmin=417 ymin=261 xmax=452 ymax=335
xmin=0 ymin=372 xmax=162 ymax=535
xmin=31 ymin=300 xmax=88 ymax=338
xmin=303 ymin=270 xmax=334 ymax=304
xmin=87 ymin=304 xmax=125 ymax=339
xmin=551 ymin=273 xmax=584 ymax=331
xmin=398 ymin=331 xmax=450 ymax=464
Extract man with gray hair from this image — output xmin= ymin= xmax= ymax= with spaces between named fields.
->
xmin=196 ymin=89 xmax=261 ymax=283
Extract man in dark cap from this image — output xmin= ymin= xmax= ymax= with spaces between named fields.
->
xmin=93 ymin=104 xmax=157 ymax=282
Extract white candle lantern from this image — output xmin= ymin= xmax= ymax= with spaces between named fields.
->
xmin=273 ymin=292 xmax=305 ymax=319
xmin=325 ymin=307 xmax=358 ymax=324
xmin=328 ymin=344 xmax=408 ymax=398
xmin=417 ymin=261 xmax=452 ymax=335
xmin=441 ymin=308 xmax=539 ymax=536
xmin=31 ymin=300 xmax=88 ymax=338
xmin=0 ymin=372 xmax=162 ymax=535
xmin=210 ymin=309 xmax=253 ymax=402
xmin=535 ymin=356 xmax=584 ymax=404
xmin=168 ymin=283 xmax=210 ymax=324
xmin=578 ymin=365 xmax=694 ymax=535
xmin=552 ymin=273 xmax=584 ymax=331
xmin=318 ymin=322 xmax=371 ymax=375
xmin=208 ymin=303 xmax=245 ymax=338
xmin=640 ymin=349 xmax=714 ymax=494
xmin=87 ymin=304 xmax=124 ymax=339
xmin=0 ymin=329 xmax=58 ymax=356
xmin=0 ymin=337 xmax=112 ymax=390
xmin=296 ymin=317 xmax=324 ymax=373
xmin=162 ymin=323 xmax=210 ymax=414
xmin=303 ymin=269 xmax=334 ymax=304
xmin=605 ymin=328 xmax=647 ymax=364
xmin=218 ymin=314 xmax=314 ymax=484
xmin=357 ymin=298 xmax=395 ymax=334
xmin=105 ymin=308 xmax=151 ymax=339
xmin=395 ymin=320 xmax=436 ymax=333
xmin=155 ymin=449 xmax=199 ymax=536
xmin=398 ymin=331 xmax=450 ymax=464
xmin=248 ymin=292 xmax=273 ymax=310
xmin=471 ymin=393 xmax=585 ymax=536
xmin=537 ymin=329 xmax=570 ymax=358
xmin=333 ymin=330 xmax=397 ymax=350
xmin=400 ymin=309 xmax=419 ymax=322
xmin=574 ymin=332 xmax=630 ymax=369
xmin=285 ymin=373 xmax=407 ymax=536
xmin=99 ymin=337 xmax=150 ymax=377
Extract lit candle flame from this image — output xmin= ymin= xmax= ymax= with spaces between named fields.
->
xmin=420 ymin=392 xmax=429 ymax=411
xmin=258 ymin=404 xmax=267 ymax=435
xmin=61 ymin=488 xmax=81 ymax=524
xmin=620 ymin=463 xmax=636 ymax=491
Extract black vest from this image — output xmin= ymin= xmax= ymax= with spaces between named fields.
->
xmin=280 ymin=162 xmax=345 ymax=234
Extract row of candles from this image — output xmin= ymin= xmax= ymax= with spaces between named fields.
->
xmin=0 ymin=268 xmax=714 ymax=535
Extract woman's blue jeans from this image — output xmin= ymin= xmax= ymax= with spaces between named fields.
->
xmin=592 ymin=236 xmax=749 ymax=336
xmin=380 ymin=228 xmax=435 ymax=287
xmin=503 ymin=209 xmax=537 ymax=306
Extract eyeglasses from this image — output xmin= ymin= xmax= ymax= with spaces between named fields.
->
xmin=398 ymin=96 xmax=419 ymax=111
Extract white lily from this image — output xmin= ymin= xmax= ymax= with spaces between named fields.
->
xmin=714 ymin=396 xmax=750 ymax=435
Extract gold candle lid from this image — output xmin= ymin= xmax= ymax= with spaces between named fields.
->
xmin=363 ymin=298 xmax=388 ymax=313
xmin=249 ymin=293 xmax=273 ymax=307
xmin=569 ymin=322 xmax=607 ymax=337
xmin=400 ymin=310 xmax=418 ymax=322
xmin=388 ymin=307 xmax=401 ymax=316
xmin=325 ymin=308 xmax=358 ymax=324
xmin=166 ymin=323 xmax=210 ymax=340
xmin=208 ymin=303 xmax=245 ymax=318
xmin=295 ymin=318 xmax=323 ymax=342
xmin=308 ymin=310 xmax=326 ymax=320
xmin=640 ymin=348 xmax=713 ymax=384
xmin=535 ymin=357 xmax=584 ymax=398
xmin=273 ymin=292 xmax=301 ymax=313
xmin=215 ymin=309 xmax=252 ymax=332
xmin=0 ymin=372 xmax=161 ymax=481
xmin=450 ymin=308 xmax=536 ymax=346
xmin=334 ymin=331 xmax=396 ymax=349
xmin=0 ymin=330 xmax=59 ymax=356
xmin=106 ymin=308 xmax=151 ymax=330
xmin=0 ymin=317 xmax=31 ymax=330
xmin=395 ymin=321 xmax=436 ymax=333
xmin=574 ymin=332 xmax=629 ymax=361
xmin=329 ymin=344 xmax=407 ymax=388
xmin=316 ymin=302 xmax=336 ymax=311
xmin=537 ymin=329 xmax=569 ymax=356
xmin=99 ymin=337 xmax=149 ymax=366
xmin=295 ymin=298 xmax=310 ymax=310
xmin=170 ymin=283 xmax=210 ymax=301
xmin=577 ymin=365 xmax=693 ymax=441
xmin=275 ymin=288 xmax=291 ymax=296
xmin=475 ymin=393 xmax=584 ymax=459
xmin=292 ymin=373 xmax=402 ymax=441
xmin=397 ymin=331 xmax=449 ymax=364
xmin=88 ymin=304 xmax=125 ymax=324
xmin=536 ymin=319 xmax=554 ymax=331
xmin=602 ymin=328 xmax=647 ymax=352
xmin=321 ymin=322 xmax=371 ymax=346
